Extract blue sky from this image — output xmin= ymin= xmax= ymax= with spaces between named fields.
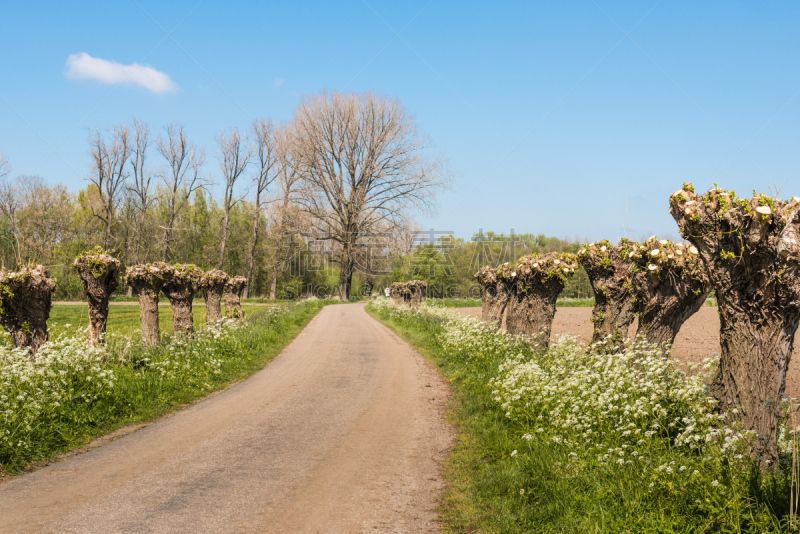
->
xmin=1 ymin=1 xmax=798 ymax=242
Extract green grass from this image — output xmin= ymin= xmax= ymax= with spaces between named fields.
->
xmin=424 ymin=298 xmax=483 ymax=308
xmin=556 ymin=297 xmax=595 ymax=307
xmin=1 ymin=300 xmax=334 ymax=474
xmin=366 ymin=304 xmax=788 ymax=533
xmin=47 ymin=304 xmax=265 ymax=339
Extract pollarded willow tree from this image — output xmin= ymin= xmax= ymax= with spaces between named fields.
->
xmin=0 ymin=265 xmax=56 ymax=356
xmin=390 ymin=282 xmax=409 ymax=305
xmin=577 ymin=240 xmax=635 ymax=345
xmin=161 ymin=264 xmax=205 ymax=336
xmin=406 ymin=280 xmax=428 ymax=307
xmin=623 ymin=237 xmax=711 ymax=348
xmin=125 ymin=263 xmax=168 ymax=345
xmin=291 ymin=90 xmax=450 ymax=300
xmin=73 ymin=249 xmax=120 ymax=346
xmin=223 ymin=276 xmax=247 ymax=319
xmin=474 ymin=266 xmax=508 ymax=328
xmin=201 ymin=269 xmax=229 ymax=325
xmin=670 ymin=183 xmax=800 ymax=465
xmin=499 ymin=253 xmax=578 ymax=345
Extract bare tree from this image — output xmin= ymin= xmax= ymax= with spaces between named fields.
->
xmin=291 ymin=91 xmax=449 ymax=300
xmin=0 ymin=173 xmax=21 ymax=266
xmin=0 ymin=153 xmax=9 ymax=180
xmin=266 ymin=125 xmax=303 ymax=300
xmin=216 ymin=127 xmax=251 ymax=270
xmin=89 ymin=123 xmax=131 ymax=250
xmin=157 ymin=124 xmax=205 ymax=261
xmin=243 ymin=119 xmax=279 ymax=297
xmin=129 ymin=120 xmax=157 ymax=264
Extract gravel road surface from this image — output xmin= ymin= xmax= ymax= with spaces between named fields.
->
xmin=0 ymin=303 xmax=453 ymax=533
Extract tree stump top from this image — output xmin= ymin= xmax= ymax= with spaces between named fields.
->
xmin=474 ymin=266 xmax=499 ymax=285
xmin=389 ymin=281 xmax=410 ymax=295
xmin=125 ymin=262 xmax=172 ymax=286
xmin=200 ymin=269 xmax=229 ymax=288
xmin=225 ymin=276 xmax=248 ymax=291
xmin=0 ymin=264 xmax=56 ymax=294
xmin=406 ymin=280 xmax=428 ymax=291
xmin=621 ymin=236 xmax=704 ymax=280
xmin=498 ymin=253 xmax=578 ymax=285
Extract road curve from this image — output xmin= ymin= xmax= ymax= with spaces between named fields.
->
xmin=0 ymin=303 xmax=453 ymax=533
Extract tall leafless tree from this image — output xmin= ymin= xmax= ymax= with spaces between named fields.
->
xmin=157 ymin=124 xmax=205 ymax=262
xmin=89 ymin=123 xmax=130 ymax=250
xmin=0 ymin=153 xmax=9 ymax=180
xmin=243 ymin=119 xmax=279 ymax=297
xmin=129 ymin=120 xmax=157 ymax=265
xmin=0 ymin=169 xmax=21 ymax=266
xmin=266 ymin=125 xmax=303 ymax=300
xmin=291 ymin=90 xmax=449 ymax=300
xmin=216 ymin=127 xmax=251 ymax=270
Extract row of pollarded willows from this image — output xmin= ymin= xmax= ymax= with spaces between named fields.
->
xmin=475 ymin=240 xmax=711 ymax=350
xmin=475 ymin=184 xmax=800 ymax=467
xmin=125 ymin=263 xmax=247 ymax=345
xmin=389 ymin=280 xmax=428 ymax=307
xmin=0 ymin=251 xmax=249 ymax=358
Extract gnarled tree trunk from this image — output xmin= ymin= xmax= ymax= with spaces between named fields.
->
xmin=74 ymin=252 xmax=120 ymax=346
xmin=125 ymin=263 xmax=168 ymax=345
xmin=670 ymin=185 xmax=800 ymax=466
xmin=201 ymin=270 xmax=229 ymax=325
xmin=407 ymin=280 xmax=427 ymax=307
xmin=577 ymin=241 xmax=635 ymax=346
xmin=0 ymin=265 xmax=56 ymax=357
xmin=390 ymin=282 xmax=409 ymax=306
xmin=500 ymin=254 xmax=577 ymax=346
xmin=161 ymin=264 xmax=204 ymax=337
xmin=625 ymin=238 xmax=711 ymax=348
xmin=223 ymin=276 xmax=247 ymax=319
xmin=474 ymin=266 xmax=508 ymax=328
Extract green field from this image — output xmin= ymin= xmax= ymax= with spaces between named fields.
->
xmin=46 ymin=304 xmax=267 ymax=339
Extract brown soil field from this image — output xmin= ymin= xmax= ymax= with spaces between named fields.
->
xmin=452 ymin=307 xmax=800 ymax=401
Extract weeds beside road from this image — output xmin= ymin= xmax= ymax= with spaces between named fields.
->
xmin=1 ymin=300 xmax=331 ymax=475
xmin=367 ymin=298 xmax=792 ymax=533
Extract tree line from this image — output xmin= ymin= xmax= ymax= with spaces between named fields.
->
xmin=0 ymin=91 xmax=449 ymax=300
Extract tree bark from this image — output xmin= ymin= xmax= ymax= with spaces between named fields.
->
xmin=669 ymin=185 xmax=800 ymax=466
xmin=474 ymin=266 xmax=509 ymax=328
xmin=625 ymin=238 xmax=711 ymax=348
xmin=125 ymin=263 xmax=168 ymax=345
xmin=223 ymin=276 xmax=247 ymax=319
xmin=338 ymin=257 xmax=354 ymax=301
xmin=390 ymin=282 xmax=409 ymax=305
xmin=244 ymin=207 xmax=259 ymax=299
xmin=217 ymin=208 xmax=230 ymax=271
xmin=407 ymin=280 xmax=427 ymax=307
xmin=577 ymin=242 xmax=635 ymax=346
xmin=500 ymin=254 xmax=577 ymax=346
xmin=73 ymin=253 xmax=120 ymax=346
xmin=201 ymin=270 xmax=228 ymax=325
xmin=161 ymin=264 xmax=204 ymax=337
xmin=269 ymin=262 xmax=278 ymax=300
xmin=0 ymin=265 xmax=56 ymax=357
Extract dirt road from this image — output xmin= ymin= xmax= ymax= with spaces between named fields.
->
xmin=0 ymin=303 xmax=453 ymax=533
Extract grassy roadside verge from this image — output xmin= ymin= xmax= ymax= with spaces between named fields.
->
xmin=1 ymin=300 xmax=333 ymax=476
xmin=367 ymin=301 xmax=790 ymax=533
xmin=367 ymin=302 xmax=529 ymax=532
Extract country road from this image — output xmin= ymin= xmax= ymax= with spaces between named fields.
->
xmin=0 ymin=303 xmax=453 ymax=533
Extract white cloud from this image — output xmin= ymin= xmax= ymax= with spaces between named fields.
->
xmin=65 ymin=52 xmax=178 ymax=94
xmin=274 ymin=78 xmax=285 ymax=88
